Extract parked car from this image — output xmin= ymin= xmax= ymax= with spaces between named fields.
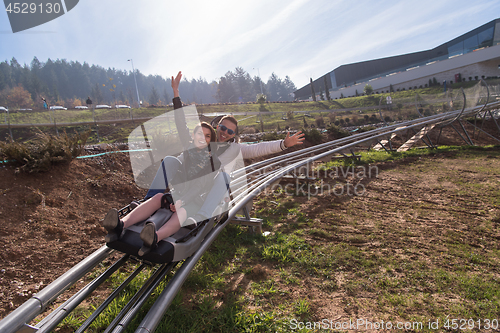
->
xmin=50 ymin=106 xmax=67 ymax=110
xmin=95 ymin=104 xmax=111 ymax=109
xmin=74 ymin=105 xmax=88 ymax=109
xmin=0 ymin=106 xmax=8 ymax=112
xmin=115 ymin=105 xmax=131 ymax=109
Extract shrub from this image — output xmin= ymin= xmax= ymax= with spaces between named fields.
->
xmin=328 ymin=113 xmax=336 ymax=123
xmin=262 ymin=131 xmax=284 ymax=141
xmin=256 ymin=94 xmax=266 ymax=104
xmin=364 ymin=84 xmax=373 ymax=95
xmin=356 ymin=125 xmax=376 ymax=133
xmin=408 ymin=112 xmax=420 ymax=120
xmin=301 ymin=128 xmax=323 ymax=144
xmin=241 ymin=126 xmax=256 ymax=134
xmin=315 ymin=116 xmax=325 ymax=128
xmin=326 ymin=124 xmax=349 ymax=139
xmin=0 ymin=129 xmax=90 ymax=173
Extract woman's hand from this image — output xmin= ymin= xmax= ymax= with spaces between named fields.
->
xmin=170 ymin=200 xmax=183 ymax=212
xmin=171 ymin=71 xmax=182 ymax=98
xmin=283 ymin=130 xmax=305 ymax=148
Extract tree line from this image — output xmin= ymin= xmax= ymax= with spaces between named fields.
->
xmin=0 ymin=57 xmax=297 ymax=109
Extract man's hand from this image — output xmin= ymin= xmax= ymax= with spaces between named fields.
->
xmin=283 ymin=130 xmax=305 ymax=148
xmin=171 ymin=71 xmax=182 ymax=98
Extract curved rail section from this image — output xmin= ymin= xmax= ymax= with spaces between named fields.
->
xmin=135 ymin=99 xmax=500 ymax=333
xmin=0 ymin=89 xmax=499 ymax=333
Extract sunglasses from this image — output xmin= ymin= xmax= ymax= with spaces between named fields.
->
xmin=218 ymin=124 xmax=235 ymax=135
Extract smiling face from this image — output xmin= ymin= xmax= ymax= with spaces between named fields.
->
xmin=193 ymin=126 xmax=212 ymax=149
xmin=217 ymin=119 xmax=237 ymax=142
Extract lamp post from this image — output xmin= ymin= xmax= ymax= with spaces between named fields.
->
xmin=128 ymin=59 xmax=141 ymax=108
xmin=253 ymin=67 xmax=264 ymax=95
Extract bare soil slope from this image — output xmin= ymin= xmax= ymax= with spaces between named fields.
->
xmin=0 ymin=152 xmax=145 ymax=317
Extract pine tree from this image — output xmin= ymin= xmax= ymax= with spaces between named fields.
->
xmin=91 ymin=83 xmax=103 ymax=104
xmin=324 ymin=76 xmax=331 ymax=100
xmin=310 ymin=78 xmax=316 ymax=101
xmin=163 ymin=88 xmax=170 ymax=105
xmin=149 ymin=86 xmax=159 ymax=105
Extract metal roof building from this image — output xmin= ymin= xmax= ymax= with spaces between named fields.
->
xmin=294 ymin=18 xmax=500 ymax=100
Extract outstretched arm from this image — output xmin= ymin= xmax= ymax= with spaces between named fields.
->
xmin=239 ymin=130 xmax=305 ymax=159
xmin=282 ymin=130 xmax=305 ymax=149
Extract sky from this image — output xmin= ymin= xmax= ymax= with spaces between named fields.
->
xmin=1 ymin=0 xmax=499 ymax=89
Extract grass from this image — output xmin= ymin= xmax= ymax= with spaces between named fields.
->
xmin=50 ymin=145 xmax=499 ymax=332
xmin=0 ymin=83 xmax=466 ymax=144
xmin=318 ymin=144 xmax=500 ymax=169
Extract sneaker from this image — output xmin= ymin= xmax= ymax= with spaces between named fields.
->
xmin=103 ymin=209 xmax=124 ymax=243
xmin=138 ymin=223 xmax=158 ymax=256
xmin=184 ymin=217 xmax=198 ymax=230
xmin=185 ymin=213 xmax=209 ymax=230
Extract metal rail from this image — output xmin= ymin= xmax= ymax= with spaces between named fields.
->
xmin=136 ymin=99 xmax=500 ymax=333
xmin=1 ymin=85 xmax=498 ymax=333
xmin=0 ymin=246 xmax=114 ymax=333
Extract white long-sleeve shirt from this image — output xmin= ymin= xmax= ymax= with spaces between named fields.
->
xmin=218 ymin=140 xmax=285 ymax=175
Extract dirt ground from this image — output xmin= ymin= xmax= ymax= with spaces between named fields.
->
xmin=0 ymin=121 xmax=498 ymax=320
xmin=0 ymin=148 xmax=145 ymax=318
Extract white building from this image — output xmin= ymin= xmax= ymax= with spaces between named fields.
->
xmin=294 ymin=18 xmax=500 ymax=100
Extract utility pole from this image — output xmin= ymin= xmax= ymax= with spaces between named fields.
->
xmin=128 ymin=59 xmax=141 ymax=108
xmin=253 ymin=67 xmax=264 ymax=95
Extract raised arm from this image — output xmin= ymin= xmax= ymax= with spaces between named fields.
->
xmin=172 ymin=71 xmax=181 ymax=100
xmin=171 ymin=71 xmax=191 ymax=148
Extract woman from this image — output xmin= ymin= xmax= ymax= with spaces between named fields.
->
xmin=104 ymin=121 xmax=220 ymax=255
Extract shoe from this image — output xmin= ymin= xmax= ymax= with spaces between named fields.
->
xmin=103 ymin=209 xmax=124 ymax=243
xmin=185 ymin=213 xmax=209 ymax=230
xmin=138 ymin=223 xmax=158 ymax=256
xmin=184 ymin=217 xmax=198 ymax=230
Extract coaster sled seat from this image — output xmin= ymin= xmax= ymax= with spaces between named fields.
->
xmin=105 ymin=154 xmax=229 ymax=264
xmin=105 ymin=203 xmax=216 ymax=264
